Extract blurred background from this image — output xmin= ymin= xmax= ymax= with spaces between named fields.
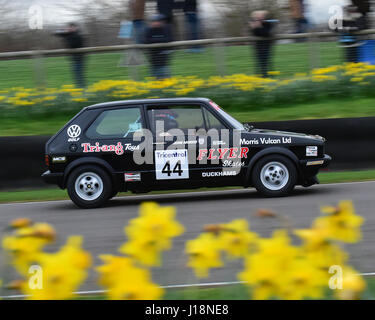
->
xmin=2 ymin=1 xmax=375 ymax=300
xmin=0 ymin=0 xmax=374 ymax=87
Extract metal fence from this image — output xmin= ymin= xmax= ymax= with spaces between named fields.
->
xmin=1 ymin=29 xmax=375 ymax=88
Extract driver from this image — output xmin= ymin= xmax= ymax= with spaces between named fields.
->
xmin=153 ymin=109 xmax=179 ymax=131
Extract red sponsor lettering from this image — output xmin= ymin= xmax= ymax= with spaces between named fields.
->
xmin=240 ymin=147 xmax=249 ymax=158
xmin=217 ymin=148 xmax=229 ymax=160
xmin=197 ymin=149 xmax=208 ymax=161
xmin=228 ymin=148 xmax=238 ymax=159
xmin=207 ymin=149 xmax=217 ymax=160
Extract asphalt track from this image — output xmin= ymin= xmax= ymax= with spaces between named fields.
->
xmin=1 ymin=181 xmax=375 ymax=292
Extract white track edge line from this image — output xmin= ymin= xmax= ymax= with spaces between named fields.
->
xmin=2 ymin=274 xmax=375 ymax=299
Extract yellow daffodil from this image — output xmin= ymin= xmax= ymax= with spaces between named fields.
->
xmin=21 ymin=236 xmax=91 ymax=300
xmin=22 ymin=236 xmax=91 ymax=300
xmin=186 ymin=233 xmax=223 ymax=278
xmin=120 ymin=202 xmax=184 ymax=266
xmin=97 ymin=255 xmax=163 ymax=300
xmin=217 ymin=219 xmax=257 ymax=258
xmin=279 ymin=257 xmax=328 ymax=300
xmin=335 ymin=267 xmax=366 ymax=300
xmin=315 ymin=200 xmax=364 ymax=243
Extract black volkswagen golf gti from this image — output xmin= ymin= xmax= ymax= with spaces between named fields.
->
xmin=42 ymin=98 xmax=331 ymax=208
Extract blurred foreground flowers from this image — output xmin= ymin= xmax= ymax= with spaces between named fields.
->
xmin=1 ymin=200 xmax=367 ymax=300
xmin=186 ymin=200 xmax=365 ymax=300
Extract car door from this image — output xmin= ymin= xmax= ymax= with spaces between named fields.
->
xmin=145 ymin=103 xmax=210 ymax=189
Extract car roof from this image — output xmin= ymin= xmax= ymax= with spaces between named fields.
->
xmin=86 ymin=97 xmax=211 ymax=110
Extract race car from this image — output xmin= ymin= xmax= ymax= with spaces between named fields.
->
xmin=42 ymin=98 xmax=331 ymax=208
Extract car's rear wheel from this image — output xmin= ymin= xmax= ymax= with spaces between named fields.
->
xmin=252 ymin=155 xmax=297 ymax=197
xmin=67 ymin=165 xmax=112 ymax=209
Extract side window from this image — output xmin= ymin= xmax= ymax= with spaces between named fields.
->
xmin=203 ymin=108 xmax=227 ymax=130
xmin=147 ymin=105 xmax=206 ymax=134
xmin=86 ymin=107 xmax=143 ymax=139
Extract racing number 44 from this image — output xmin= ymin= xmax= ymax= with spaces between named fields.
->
xmin=162 ymin=161 xmax=183 ymax=177
xmin=155 ymin=149 xmax=189 ymax=180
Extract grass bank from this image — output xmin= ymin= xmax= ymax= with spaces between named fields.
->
xmin=1 ymin=97 xmax=374 ymax=136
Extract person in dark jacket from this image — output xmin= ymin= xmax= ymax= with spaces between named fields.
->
xmin=184 ymin=0 xmax=202 ymax=52
xmin=339 ymin=4 xmax=366 ymax=62
xmin=157 ymin=0 xmax=174 ymax=25
xmin=54 ymin=23 xmax=86 ymax=88
xmin=144 ymin=15 xmax=173 ymax=79
xmin=249 ymin=11 xmax=277 ymax=77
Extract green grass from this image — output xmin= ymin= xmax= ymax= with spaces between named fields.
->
xmin=0 ymin=42 xmax=343 ymax=90
xmin=1 ymin=169 xmax=375 ymax=204
xmin=1 ymin=96 xmax=374 ymax=136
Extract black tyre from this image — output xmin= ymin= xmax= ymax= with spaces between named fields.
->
xmin=67 ymin=165 xmax=113 ymax=209
xmin=251 ymin=155 xmax=297 ymax=197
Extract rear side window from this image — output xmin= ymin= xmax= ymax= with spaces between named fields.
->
xmin=86 ymin=107 xmax=143 ymax=139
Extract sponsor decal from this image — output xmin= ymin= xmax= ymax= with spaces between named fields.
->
xmin=81 ymin=142 xmax=139 ymax=155
xmin=52 ymin=156 xmax=66 ymax=163
xmin=124 ymin=172 xmax=141 ymax=182
xmin=306 ymin=146 xmax=318 ymax=157
xmin=197 ymin=147 xmax=249 ymax=161
xmin=67 ymin=125 xmax=81 ymax=142
xmin=123 ymin=143 xmax=140 ymax=151
xmin=202 ymin=171 xmax=238 ymax=177
xmin=81 ymin=142 xmax=124 ymax=155
xmin=212 ymin=140 xmax=226 ymax=146
xmin=241 ymin=138 xmax=259 ymax=145
xmin=240 ymin=137 xmax=292 ymax=145
xmin=173 ymin=140 xmax=198 ymax=145
xmin=155 ymin=149 xmax=189 ymax=180
xmin=259 ymin=137 xmax=292 ymax=144
xmin=222 ymin=160 xmax=245 ymax=168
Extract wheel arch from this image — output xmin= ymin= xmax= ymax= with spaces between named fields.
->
xmin=244 ymin=147 xmax=301 ymax=187
xmin=62 ymin=157 xmax=119 ymax=189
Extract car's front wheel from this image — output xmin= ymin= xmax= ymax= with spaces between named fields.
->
xmin=252 ymin=155 xmax=297 ymax=197
xmin=67 ymin=165 xmax=112 ymax=209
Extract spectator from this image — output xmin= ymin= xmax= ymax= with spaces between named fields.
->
xmin=290 ymin=0 xmax=308 ymax=38
xmin=157 ymin=0 xmax=175 ymax=25
xmin=129 ymin=0 xmax=146 ymax=44
xmin=184 ymin=0 xmax=203 ymax=52
xmin=351 ymin=0 xmax=371 ymax=29
xmin=144 ymin=14 xmax=173 ymax=79
xmin=249 ymin=10 xmax=277 ymax=78
xmin=54 ymin=23 xmax=86 ymax=88
xmin=339 ymin=4 xmax=365 ymax=62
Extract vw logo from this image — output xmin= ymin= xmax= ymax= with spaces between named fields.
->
xmin=67 ymin=125 xmax=81 ymax=138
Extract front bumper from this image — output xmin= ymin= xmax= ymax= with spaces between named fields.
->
xmin=299 ymin=154 xmax=331 ymax=187
xmin=299 ymin=154 xmax=332 ymax=169
xmin=42 ymin=170 xmax=64 ymax=187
